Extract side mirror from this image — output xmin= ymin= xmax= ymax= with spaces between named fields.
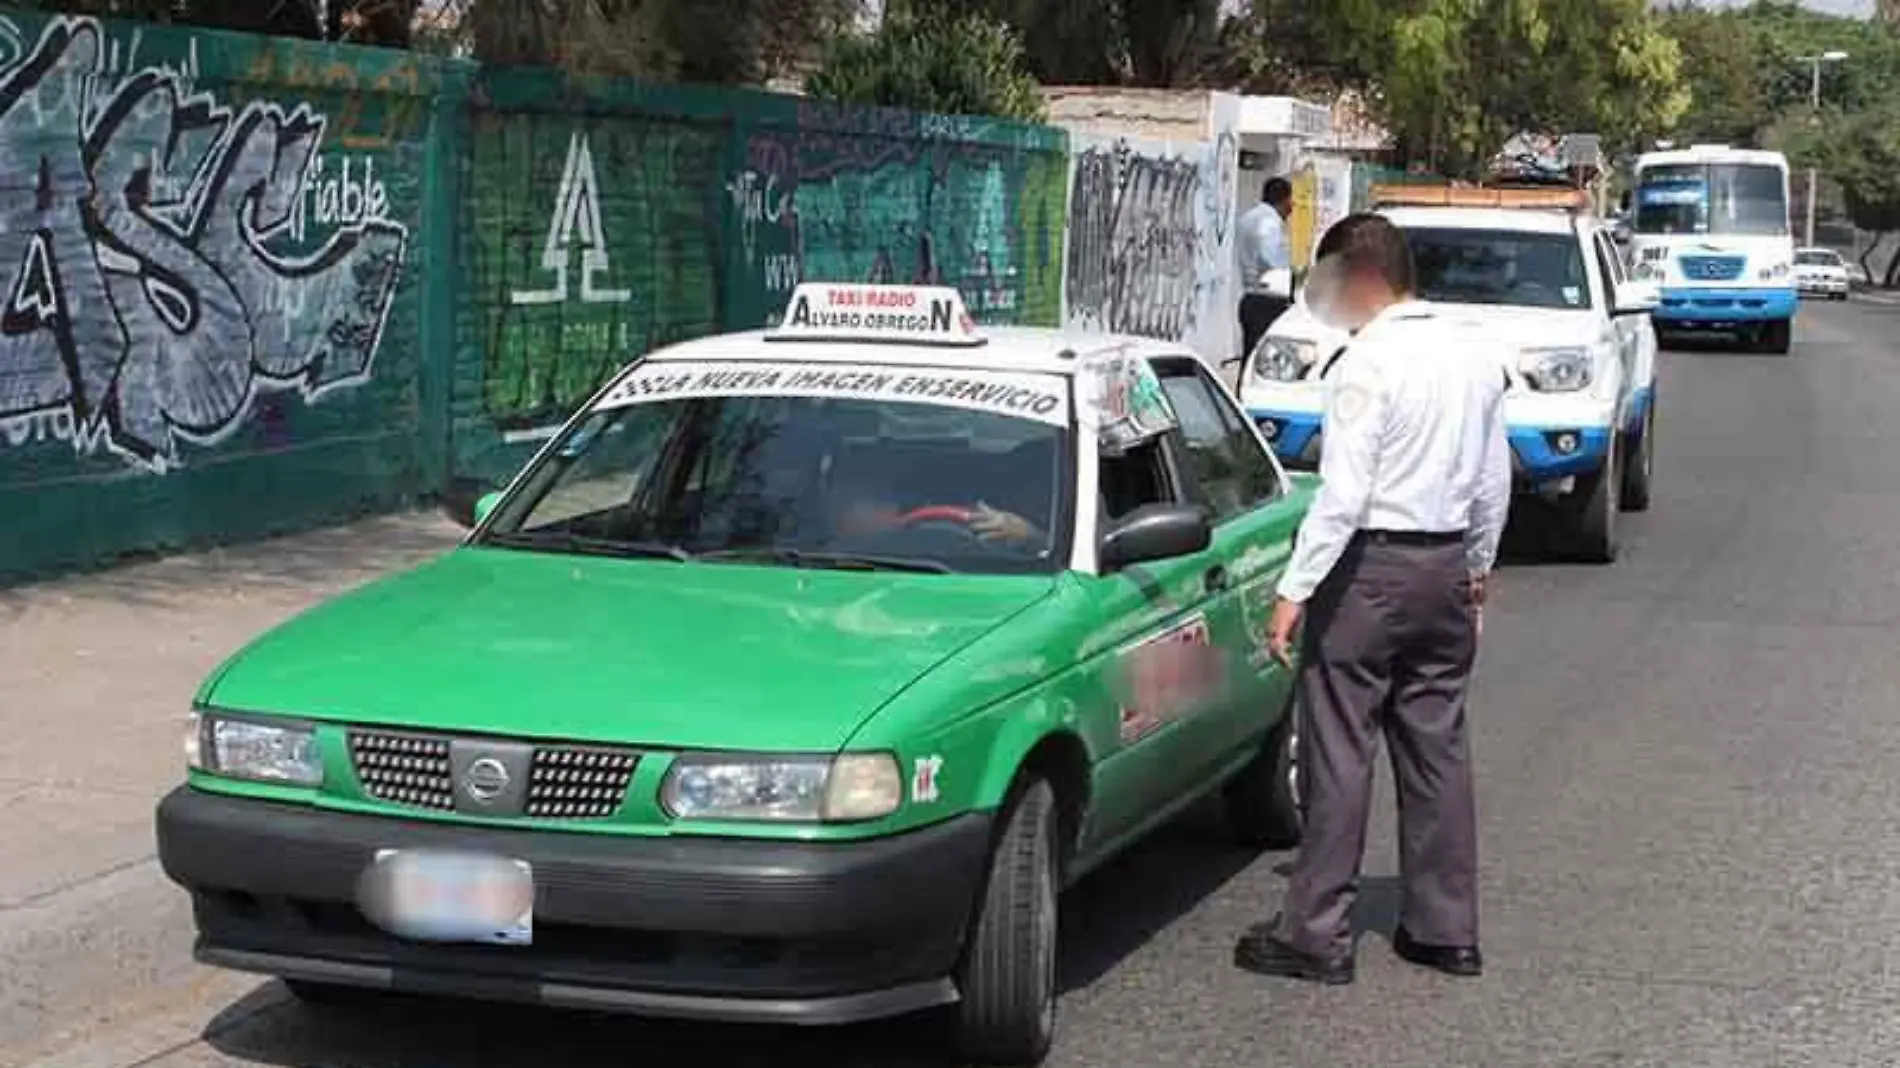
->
xmin=1611 ymin=223 xmax=1632 ymax=246
xmin=1612 ymin=279 xmax=1660 ymax=317
xmin=442 ymin=479 xmax=501 ymax=529
xmin=1261 ymin=267 xmax=1294 ymax=301
xmin=1099 ymin=503 xmax=1212 ymax=572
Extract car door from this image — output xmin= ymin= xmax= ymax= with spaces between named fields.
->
xmin=1147 ymin=355 xmax=1305 ymax=771
xmin=1591 ymin=228 xmax=1641 ymax=410
xmin=1076 ymin=425 xmax=1233 ymax=851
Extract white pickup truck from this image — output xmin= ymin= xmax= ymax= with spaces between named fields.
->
xmin=1237 ymin=189 xmax=1660 ymax=563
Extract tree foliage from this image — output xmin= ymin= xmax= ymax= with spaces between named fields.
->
xmin=15 ymin=0 xmax=418 ymax=47
xmin=908 ymin=0 xmax=1235 ymax=88
xmin=804 ymin=9 xmax=1046 ymax=123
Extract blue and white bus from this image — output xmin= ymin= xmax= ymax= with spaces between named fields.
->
xmin=1625 ymin=146 xmax=1796 ymax=353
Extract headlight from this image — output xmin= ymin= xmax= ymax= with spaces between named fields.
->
xmin=1760 ymin=263 xmax=1789 ymax=280
xmin=1251 ymin=338 xmax=1313 ymax=382
xmin=1518 ymin=347 xmax=1594 ymax=392
xmin=660 ymin=752 xmax=903 ymax=822
xmin=187 ymin=710 xmax=323 ymax=786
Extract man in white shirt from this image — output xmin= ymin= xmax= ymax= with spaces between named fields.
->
xmin=1232 ymin=213 xmax=1511 ymax=986
xmin=1235 ymin=176 xmax=1293 ymax=361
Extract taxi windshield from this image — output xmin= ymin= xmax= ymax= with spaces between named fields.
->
xmin=1406 ymin=227 xmax=1592 ymax=310
xmin=478 ymin=373 xmax=1072 ymax=576
xmin=1795 ymin=250 xmax=1841 ymax=266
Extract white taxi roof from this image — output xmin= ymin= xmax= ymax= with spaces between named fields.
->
xmin=649 ymin=324 xmax=1182 ymax=377
xmin=591 ymin=284 xmax=1192 ymax=449
xmin=1382 ymin=205 xmax=1582 ymax=237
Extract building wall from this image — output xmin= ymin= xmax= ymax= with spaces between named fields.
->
xmin=0 ymin=8 xmax=1355 ymax=582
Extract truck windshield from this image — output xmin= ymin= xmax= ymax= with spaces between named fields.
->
xmin=477 ymin=385 xmax=1072 ymax=576
xmin=1634 ymin=163 xmax=1787 ymax=236
xmin=1405 ymin=228 xmax=1592 ymax=310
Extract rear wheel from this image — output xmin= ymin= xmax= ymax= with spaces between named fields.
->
xmin=1223 ymin=691 xmax=1302 ymax=850
xmin=1567 ymin=443 xmax=1619 ymax=564
xmin=954 ymin=777 xmax=1061 ymax=1066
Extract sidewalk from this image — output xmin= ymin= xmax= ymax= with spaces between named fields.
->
xmin=0 ymin=508 xmax=462 ymax=1059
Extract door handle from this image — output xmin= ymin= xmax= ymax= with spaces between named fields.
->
xmin=1203 ymin=564 xmax=1230 ymax=593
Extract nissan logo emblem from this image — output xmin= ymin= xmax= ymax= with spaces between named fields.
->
xmin=463 ymin=757 xmax=510 ymax=802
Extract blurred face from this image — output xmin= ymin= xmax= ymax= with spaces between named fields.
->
xmin=1301 ymin=253 xmax=1392 ymax=334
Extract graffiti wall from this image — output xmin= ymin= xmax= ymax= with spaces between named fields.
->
xmin=455 ymin=85 xmax=1067 ymax=484
xmin=458 ymin=100 xmax=724 ymax=476
xmin=0 ymin=9 xmax=436 ymax=581
xmin=1062 ymin=109 xmax=1239 ymax=362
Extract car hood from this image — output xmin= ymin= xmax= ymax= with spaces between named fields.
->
xmin=203 ymin=547 xmax=1057 ymax=751
xmin=1263 ymin=302 xmax=1598 ymax=367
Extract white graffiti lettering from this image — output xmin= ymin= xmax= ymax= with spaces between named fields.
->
xmin=510 ymin=131 xmax=629 ymax=306
xmin=0 ymin=17 xmax=409 ymax=471
xmin=291 ymin=154 xmax=391 ymax=243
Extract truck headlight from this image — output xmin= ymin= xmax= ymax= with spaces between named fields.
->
xmin=1760 ymin=263 xmax=1789 ymax=280
xmin=1518 ymin=347 xmax=1594 ymax=392
xmin=187 ymin=710 xmax=323 ymax=787
xmin=660 ymin=752 xmax=903 ymax=822
xmin=1251 ymin=338 xmax=1313 ymax=382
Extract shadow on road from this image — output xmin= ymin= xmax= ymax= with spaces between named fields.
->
xmin=198 ymin=802 xmax=1263 ymax=1068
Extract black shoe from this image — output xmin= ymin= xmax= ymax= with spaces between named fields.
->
xmin=1233 ymin=923 xmax=1354 ymax=985
xmin=1391 ymin=925 xmax=1483 ymax=977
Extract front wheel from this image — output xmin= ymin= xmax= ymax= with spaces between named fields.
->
xmin=954 ymin=777 xmax=1062 ymax=1066
xmin=1619 ymin=399 xmax=1654 ymax=513
xmin=1757 ymin=318 xmax=1792 ymax=354
xmin=1566 ymin=443 xmax=1619 ymax=564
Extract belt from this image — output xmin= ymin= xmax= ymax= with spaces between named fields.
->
xmin=1358 ymin=528 xmax=1465 ymax=546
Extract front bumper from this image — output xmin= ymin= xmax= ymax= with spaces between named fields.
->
xmin=1654 ymin=286 xmax=1797 ymax=325
xmin=155 ymin=787 xmax=992 ymax=1024
xmin=1797 ymin=277 xmax=1848 ymax=295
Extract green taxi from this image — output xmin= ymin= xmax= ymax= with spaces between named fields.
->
xmin=155 ymin=284 xmax=1315 ymax=1065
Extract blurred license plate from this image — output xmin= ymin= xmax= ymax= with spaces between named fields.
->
xmin=360 ymin=849 xmax=533 ymax=946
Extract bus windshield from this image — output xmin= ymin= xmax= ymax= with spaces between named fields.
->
xmin=1633 ymin=163 xmax=1787 ymax=236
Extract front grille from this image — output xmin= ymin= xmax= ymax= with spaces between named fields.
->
xmin=350 ymin=731 xmax=454 ymax=810
xmin=527 ymin=746 xmax=640 ymax=819
xmin=1678 ymin=255 xmax=1744 ymax=281
xmin=347 ymin=729 xmax=639 ymax=821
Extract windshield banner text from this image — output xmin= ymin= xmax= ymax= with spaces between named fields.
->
xmin=596 ymin=360 xmax=1069 ymax=426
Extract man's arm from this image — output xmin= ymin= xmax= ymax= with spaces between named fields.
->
xmin=1258 ymin=214 xmax=1291 ymax=272
xmin=1276 ymin=355 xmax=1385 ymax=603
xmin=1465 ymin=362 xmax=1512 ymax=577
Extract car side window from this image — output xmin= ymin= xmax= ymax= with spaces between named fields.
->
xmin=1591 ymin=231 xmax=1624 ymax=295
xmin=1150 ymin=356 xmax=1281 ymax=522
xmin=1099 ymin=437 xmax=1176 ymax=523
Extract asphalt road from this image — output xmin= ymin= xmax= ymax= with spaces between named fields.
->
xmin=7 ymin=294 xmax=1900 ymax=1068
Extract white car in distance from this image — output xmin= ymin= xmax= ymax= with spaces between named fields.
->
xmin=1238 ymin=185 xmax=1661 ymax=563
xmin=1794 ymin=247 xmax=1851 ymax=301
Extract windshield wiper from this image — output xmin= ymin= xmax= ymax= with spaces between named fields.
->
xmin=483 ymin=530 xmax=692 ymax=562
xmin=696 ymin=546 xmax=953 ymax=574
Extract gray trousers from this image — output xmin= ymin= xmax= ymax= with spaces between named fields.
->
xmin=1274 ymin=531 xmax=1481 ymax=959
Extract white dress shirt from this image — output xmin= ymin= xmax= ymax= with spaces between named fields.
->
xmin=1237 ymin=203 xmax=1290 ymax=289
xmin=1276 ymin=300 xmax=1513 ymax=604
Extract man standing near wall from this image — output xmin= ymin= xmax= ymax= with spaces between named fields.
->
xmin=1236 ymin=176 xmax=1294 ymax=361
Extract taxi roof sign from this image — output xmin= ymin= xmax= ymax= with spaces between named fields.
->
xmin=767 ymin=283 xmax=986 ymax=348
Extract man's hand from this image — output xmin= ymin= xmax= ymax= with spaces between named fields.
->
xmin=1468 ymin=572 xmax=1488 ymax=639
xmin=971 ymin=501 xmax=1035 ymax=544
xmin=1267 ymin=596 xmax=1304 ymax=668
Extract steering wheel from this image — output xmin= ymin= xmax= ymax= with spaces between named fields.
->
xmin=894 ymin=504 xmax=980 ymax=538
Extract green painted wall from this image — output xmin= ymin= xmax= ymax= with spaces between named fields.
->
xmin=0 ymin=8 xmax=1074 ymax=581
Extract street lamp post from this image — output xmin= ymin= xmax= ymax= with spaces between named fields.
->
xmin=1795 ymin=50 xmax=1849 ymax=248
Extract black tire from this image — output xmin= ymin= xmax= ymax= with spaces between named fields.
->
xmin=1758 ymin=318 xmax=1792 ymax=354
xmin=1567 ymin=443 xmax=1619 ymax=563
xmin=954 ymin=777 xmax=1061 ymax=1066
xmin=1223 ymin=692 xmax=1302 ymax=850
xmin=1619 ymin=399 xmax=1654 ymax=513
